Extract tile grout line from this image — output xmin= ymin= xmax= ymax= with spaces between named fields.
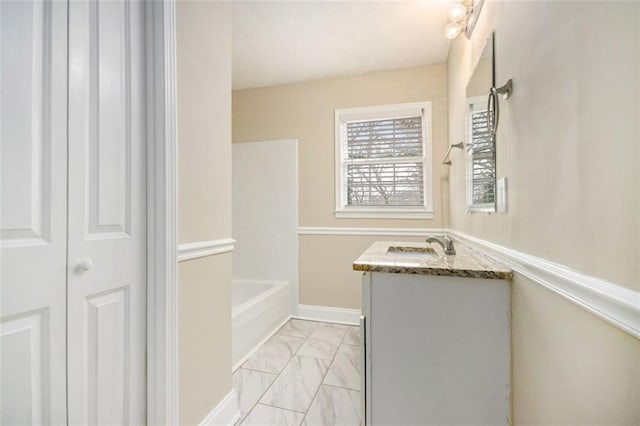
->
xmin=240 ymin=332 xmax=306 ymax=375
xmin=234 ymin=368 xmax=277 ymax=425
xmin=241 ymin=320 xmax=320 ymax=423
xmin=323 ymin=382 xmax=361 ymax=393
xmin=256 ymin=401 xmax=307 ymax=415
xmin=240 ymin=320 xmax=358 ymax=424
xmin=301 ymin=324 xmax=351 ymax=422
xmin=237 ymin=366 xmax=279 ymax=376
xmin=324 ymin=343 xmax=362 ymax=392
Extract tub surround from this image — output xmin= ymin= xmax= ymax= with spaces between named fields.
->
xmin=232 ymin=280 xmax=293 ymax=369
xmin=353 ymin=240 xmax=513 ymax=280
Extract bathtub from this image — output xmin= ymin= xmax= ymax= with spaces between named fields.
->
xmin=232 ymin=280 xmax=292 ymax=369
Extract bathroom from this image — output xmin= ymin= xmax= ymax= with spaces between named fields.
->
xmin=1 ymin=0 xmax=638 ymax=425
xmin=227 ymin=0 xmax=639 ymax=424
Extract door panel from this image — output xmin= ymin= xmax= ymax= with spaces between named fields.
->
xmin=0 ymin=310 xmax=48 ymax=425
xmin=87 ymin=0 xmax=132 ymax=237
xmin=0 ymin=0 xmax=51 ymax=246
xmin=0 ymin=1 xmax=68 ymax=423
xmin=86 ymin=288 xmax=130 ymax=424
xmin=67 ymin=0 xmax=147 ymax=424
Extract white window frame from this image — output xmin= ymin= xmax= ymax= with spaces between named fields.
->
xmin=334 ymin=102 xmax=433 ymax=219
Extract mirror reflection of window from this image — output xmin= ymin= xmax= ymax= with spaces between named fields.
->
xmin=465 ymin=35 xmax=496 ymax=213
xmin=467 ymin=99 xmax=496 ymax=207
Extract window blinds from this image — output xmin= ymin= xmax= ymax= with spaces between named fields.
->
xmin=346 ymin=117 xmax=423 ymax=159
xmin=469 ymin=110 xmax=496 ymax=204
xmin=345 ymin=116 xmax=424 ymax=207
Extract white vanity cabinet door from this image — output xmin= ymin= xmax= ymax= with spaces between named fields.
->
xmin=363 ymin=272 xmax=511 ymax=425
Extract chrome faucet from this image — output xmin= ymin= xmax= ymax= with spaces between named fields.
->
xmin=425 ymin=236 xmax=456 ymax=255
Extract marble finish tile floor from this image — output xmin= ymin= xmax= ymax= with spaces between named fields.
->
xmin=234 ymin=319 xmax=361 ymax=425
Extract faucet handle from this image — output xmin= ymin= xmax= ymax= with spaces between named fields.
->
xmin=443 ymin=236 xmax=456 ymax=255
xmin=425 ymin=235 xmax=456 ymax=255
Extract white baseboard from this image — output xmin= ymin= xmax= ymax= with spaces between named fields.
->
xmin=295 ymin=304 xmax=361 ymax=325
xmin=232 ymin=315 xmax=291 ymax=373
xmin=198 ymin=389 xmax=241 ymax=426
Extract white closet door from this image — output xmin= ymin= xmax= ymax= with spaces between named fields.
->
xmin=67 ymin=0 xmax=147 ymax=424
xmin=0 ymin=1 xmax=69 ymax=424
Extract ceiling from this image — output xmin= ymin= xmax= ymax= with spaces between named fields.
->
xmin=232 ymin=1 xmax=452 ymax=90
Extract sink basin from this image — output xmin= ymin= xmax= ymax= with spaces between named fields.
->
xmin=386 ymin=246 xmax=438 ymax=259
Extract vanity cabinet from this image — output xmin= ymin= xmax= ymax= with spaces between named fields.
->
xmin=355 ymin=242 xmax=512 ymax=425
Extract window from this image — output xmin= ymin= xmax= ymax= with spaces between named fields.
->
xmin=334 ymin=102 xmax=433 ymax=219
xmin=466 ymin=96 xmax=496 ymax=212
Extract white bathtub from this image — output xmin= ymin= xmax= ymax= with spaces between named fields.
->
xmin=232 ymin=280 xmax=292 ymax=369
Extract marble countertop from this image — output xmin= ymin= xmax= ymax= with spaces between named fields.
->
xmin=353 ymin=240 xmax=513 ymax=280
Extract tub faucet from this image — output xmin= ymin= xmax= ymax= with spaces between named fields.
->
xmin=425 ymin=236 xmax=456 ymax=255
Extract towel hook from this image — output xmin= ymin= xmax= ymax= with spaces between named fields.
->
xmin=487 ymin=79 xmax=513 ymax=136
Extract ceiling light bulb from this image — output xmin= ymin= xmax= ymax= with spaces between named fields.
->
xmin=445 ymin=22 xmax=462 ymax=39
xmin=448 ymin=3 xmax=467 ymax=23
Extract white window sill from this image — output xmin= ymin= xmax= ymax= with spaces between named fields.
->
xmin=335 ymin=209 xmax=434 ymax=220
xmin=467 ymin=203 xmax=495 ymax=213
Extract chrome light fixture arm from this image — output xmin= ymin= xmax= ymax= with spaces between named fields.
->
xmin=487 ymin=79 xmax=513 ymax=136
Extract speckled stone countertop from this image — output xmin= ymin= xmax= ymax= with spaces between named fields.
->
xmin=353 ymin=240 xmax=513 ymax=280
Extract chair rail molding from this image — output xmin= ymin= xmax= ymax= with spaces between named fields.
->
xmin=297 ymin=227 xmax=447 ymax=237
xmin=296 ymin=226 xmax=640 ymax=339
xmin=448 ymin=229 xmax=640 ymax=340
xmin=177 ymin=238 xmax=235 ymax=262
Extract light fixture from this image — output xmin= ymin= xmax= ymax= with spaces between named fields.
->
xmin=444 ymin=0 xmax=476 ymax=40
xmin=444 ymin=22 xmax=463 ymax=40
xmin=448 ymin=2 xmax=467 ymax=22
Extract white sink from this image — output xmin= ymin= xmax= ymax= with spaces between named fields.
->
xmin=385 ymin=246 xmax=438 ymax=259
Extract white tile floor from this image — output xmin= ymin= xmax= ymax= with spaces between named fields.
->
xmin=233 ymin=319 xmax=361 ymax=426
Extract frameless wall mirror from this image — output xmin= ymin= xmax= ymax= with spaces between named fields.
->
xmin=465 ymin=33 xmax=496 ymax=213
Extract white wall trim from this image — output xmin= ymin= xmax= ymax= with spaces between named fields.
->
xmin=145 ymin=1 xmax=178 ymax=424
xmin=177 ymin=238 xmax=235 ymax=262
xmin=198 ymin=389 xmax=241 ymax=426
xmin=295 ymin=304 xmax=361 ymax=325
xmin=297 ymin=226 xmax=640 ymax=339
xmin=297 ymin=226 xmax=446 ymax=237
xmin=334 ymin=209 xmax=434 ymax=220
xmin=448 ymin=230 xmax=640 ymax=340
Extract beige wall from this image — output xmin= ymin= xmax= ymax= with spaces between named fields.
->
xmin=447 ymin=0 xmax=640 ymax=422
xmin=176 ymin=1 xmax=232 ymax=424
xmin=299 ymin=235 xmax=428 ymax=309
xmin=448 ymin=0 xmax=639 ymax=291
xmin=177 ymin=1 xmax=232 ymax=244
xmin=178 ymin=255 xmax=232 ymax=424
xmin=233 ymin=65 xmax=449 ymax=229
xmin=233 ymin=66 xmax=448 ymax=309
xmin=512 ymin=275 xmax=639 ymax=424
